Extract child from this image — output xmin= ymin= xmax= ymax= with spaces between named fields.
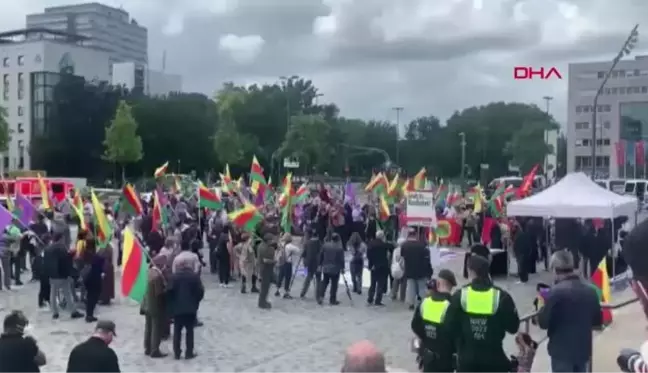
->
xmin=511 ymin=332 xmax=538 ymax=372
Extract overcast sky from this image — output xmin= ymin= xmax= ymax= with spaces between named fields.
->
xmin=3 ymin=0 xmax=647 ymax=127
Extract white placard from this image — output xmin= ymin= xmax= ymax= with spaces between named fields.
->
xmin=406 ymin=190 xmax=437 ymax=227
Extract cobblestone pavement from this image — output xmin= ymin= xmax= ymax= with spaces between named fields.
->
xmin=0 ymin=245 xmax=559 ymax=372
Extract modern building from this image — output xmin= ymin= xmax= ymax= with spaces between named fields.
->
xmin=112 ymin=62 xmax=182 ymax=96
xmin=0 ymin=28 xmax=111 ymax=172
xmin=26 ymin=2 xmax=147 ymax=67
xmin=567 ymin=55 xmax=648 ymax=179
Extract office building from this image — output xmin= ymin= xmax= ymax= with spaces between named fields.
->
xmin=0 ymin=28 xmax=111 ymax=171
xmin=26 ymin=2 xmax=147 ymax=66
xmin=112 ymin=62 xmax=182 ymax=96
xmin=567 ymin=55 xmax=648 ymax=179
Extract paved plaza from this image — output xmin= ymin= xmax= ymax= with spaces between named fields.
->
xmin=0 ymin=246 xmax=555 ymax=372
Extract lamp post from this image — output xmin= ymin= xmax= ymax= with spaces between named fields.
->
xmin=543 ymin=96 xmax=553 ymax=178
xmin=279 ymin=75 xmax=299 ymax=175
xmin=392 ymin=107 xmax=403 ymax=166
xmin=459 ymin=132 xmax=467 ymax=184
xmin=591 ymin=24 xmax=639 ymax=179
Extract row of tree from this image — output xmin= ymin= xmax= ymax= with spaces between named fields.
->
xmin=0 ymin=74 xmax=566 ymax=183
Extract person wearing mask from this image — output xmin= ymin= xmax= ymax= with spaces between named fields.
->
xmin=318 ymin=233 xmax=345 ymax=306
xmin=167 ymin=261 xmax=204 ymax=360
xmin=66 ymin=320 xmax=120 ymax=372
xmin=300 ymin=229 xmax=322 ymax=299
xmin=237 ymin=232 xmax=258 ymax=294
xmin=275 ymin=233 xmax=300 ymax=299
xmin=257 ymin=234 xmax=277 ymax=309
xmin=43 ymin=232 xmax=83 ymax=320
xmin=366 ymin=231 xmax=390 ymax=306
xmin=537 ymin=250 xmax=602 ymax=372
xmin=411 ymin=269 xmax=457 ymax=372
xmin=347 ymin=232 xmax=366 ymax=294
xmin=401 ymin=229 xmax=433 ymax=310
xmin=445 ymin=255 xmax=519 ymax=372
xmin=0 ymin=310 xmax=46 ymax=372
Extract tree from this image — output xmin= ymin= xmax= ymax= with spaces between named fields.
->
xmin=103 ymin=100 xmax=143 ymax=182
xmin=0 ymin=106 xmax=9 ymax=154
xmin=506 ymin=120 xmax=559 ymax=173
xmin=280 ymin=114 xmax=331 ymax=172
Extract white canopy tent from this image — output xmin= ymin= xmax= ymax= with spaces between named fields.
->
xmin=507 ymin=172 xmax=637 ymax=218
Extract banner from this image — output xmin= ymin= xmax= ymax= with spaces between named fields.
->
xmin=636 ymin=140 xmax=645 ymax=167
xmin=615 ymin=140 xmax=626 ymax=166
xmin=405 ymin=190 xmax=437 ymax=227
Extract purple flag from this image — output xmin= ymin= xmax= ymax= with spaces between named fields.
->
xmin=254 ymin=187 xmax=265 ymax=207
xmin=0 ymin=204 xmax=14 ymax=233
xmin=16 ymin=195 xmax=36 ymax=226
xmin=344 ymin=181 xmax=356 ymax=204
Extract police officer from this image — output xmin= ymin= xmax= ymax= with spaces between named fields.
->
xmin=411 ymin=269 xmax=458 ymax=372
xmin=445 ymin=255 xmax=519 ymax=372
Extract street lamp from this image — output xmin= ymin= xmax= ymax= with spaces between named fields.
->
xmin=591 ymin=24 xmax=639 ymax=179
xmin=392 ymin=107 xmax=403 ymax=166
xmin=459 ymin=132 xmax=467 ymax=183
xmin=543 ymin=96 xmax=553 ymax=178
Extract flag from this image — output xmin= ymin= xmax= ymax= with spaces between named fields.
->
xmin=488 ymin=183 xmax=506 ymax=218
xmin=249 ymin=155 xmax=267 ymax=194
xmin=294 ymin=183 xmax=309 ymax=204
xmin=91 ymin=189 xmax=112 ymax=249
xmin=615 ymin=141 xmax=626 ymax=166
xmin=279 ymin=173 xmax=293 ymax=208
xmin=154 ymin=161 xmax=169 ymax=178
xmin=171 ymin=174 xmax=182 ymax=194
xmin=343 ymin=181 xmax=356 ymax=204
xmin=37 ymin=173 xmax=52 ymax=210
xmin=198 ymin=181 xmax=223 ymax=210
xmin=413 ymin=168 xmax=426 ymax=190
xmin=378 ymin=195 xmax=390 ymax=222
xmin=388 ymin=174 xmax=400 ymax=197
xmin=2 ymin=179 xmax=14 ymax=213
xmin=152 ymin=190 xmax=168 ymax=230
xmin=15 ymin=195 xmax=36 ymax=226
xmin=121 ymin=227 xmax=148 ymax=303
xmin=516 ymin=164 xmax=539 ymax=198
xmin=434 ymin=182 xmax=448 ymax=208
xmin=636 ymin=140 xmax=646 ymax=167
xmin=0 ymin=204 xmax=14 ymax=233
xmin=69 ymin=189 xmax=87 ymax=231
xmin=365 ymin=173 xmax=388 ymax=195
xmin=122 ymin=184 xmax=143 ymax=216
xmin=590 ymin=258 xmax=613 ymax=325
xmin=467 ymin=184 xmax=484 ymax=213
xmin=402 ymin=178 xmax=414 ymax=196
xmin=228 ymin=204 xmax=262 ymax=232
xmin=280 ymin=174 xmax=294 ymax=233
xmin=265 ymin=176 xmax=274 ymax=204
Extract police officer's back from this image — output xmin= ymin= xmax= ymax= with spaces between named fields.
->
xmin=445 ymin=255 xmax=519 ymax=372
xmin=411 ymin=269 xmax=458 ymax=372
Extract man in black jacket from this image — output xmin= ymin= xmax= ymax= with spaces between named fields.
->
xmin=366 ymin=231 xmax=391 ymax=306
xmin=401 ymin=230 xmax=433 ymax=310
xmin=66 ymin=320 xmax=120 ymax=372
xmin=167 ymin=264 xmax=204 ymax=359
xmin=537 ymin=250 xmax=602 ymax=372
xmin=43 ymin=233 xmax=83 ymax=320
xmin=300 ymin=229 xmax=322 ymax=299
xmin=318 ymin=233 xmax=345 ymax=305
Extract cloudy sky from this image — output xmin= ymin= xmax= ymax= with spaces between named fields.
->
xmin=2 ymin=0 xmax=647 ymax=126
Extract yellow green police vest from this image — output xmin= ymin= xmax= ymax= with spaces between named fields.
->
xmin=460 ymin=287 xmax=500 ymax=315
xmin=420 ymin=297 xmax=450 ymax=324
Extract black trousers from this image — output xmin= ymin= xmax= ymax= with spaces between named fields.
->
xmin=38 ymin=276 xmax=50 ymax=306
xmin=517 ymin=253 xmax=529 ymax=283
xmin=276 ymin=263 xmax=293 ymax=292
xmin=367 ymin=268 xmax=387 ymax=304
xmin=172 ymin=314 xmax=196 ymax=356
xmin=218 ymin=258 xmax=230 ymax=284
xmin=258 ymin=264 xmax=273 ymax=307
xmin=85 ymin=281 xmax=101 ymax=317
xmin=319 ymin=273 xmax=340 ymax=303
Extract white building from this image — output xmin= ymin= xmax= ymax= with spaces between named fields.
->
xmin=0 ymin=28 xmax=111 ymax=172
xmin=26 ymin=2 xmax=147 ymax=66
xmin=112 ymin=62 xmax=182 ymax=96
xmin=567 ymin=55 xmax=648 ymax=179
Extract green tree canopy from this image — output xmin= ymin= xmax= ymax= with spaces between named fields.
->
xmin=0 ymin=106 xmax=9 ymax=153
xmin=103 ymin=100 xmax=143 ymax=181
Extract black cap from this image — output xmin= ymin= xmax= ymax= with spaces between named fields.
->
xmin=437 ymin=269 xmax=457 ymax=287
xmin=96 ymin=320 xmax=117 ymax=336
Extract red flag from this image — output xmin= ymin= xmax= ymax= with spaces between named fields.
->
xmin=636 ymin=141 xmax=645 ymax=167
xmin=615 ymin=141 xmax=625 ymax=166
xmin=516 ymin=164 xmax=539 ymax=199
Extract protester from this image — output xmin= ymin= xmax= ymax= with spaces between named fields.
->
xmin=366 ymin=230 xmax=390 ymax=306
xmin=141 ymin=255 xmax=168 ymax=358
xmin=43 ymin=231 xmax=83 ymax=320
xmin=66 ymin=320 xmax=120 ymax=372
xmin=236 ymin=232 xmax=258 ymax=294
xmin=318 ymin=233 xmax=345 ymax=306
xmin=275 ymin=232 xmax=300 ymax=298
xmin=257 ymin=233 xmax=276 ymax=309
xmin=537 ymin=250 xmax=602 ymax=372
xmin=167 ymin=260 xmax=204 ymax=360
xmin=401 ymin=229 xmax=433 ymax=310
xmin=341 ymin=340 xmax=387 ymax=373
xmin=0 ymin=310 xmax=46 ymax=372
xmin=347 ymin=232 xmax=366 ymax=294
xmin=390 ymin=237 xmax=407 ymax=302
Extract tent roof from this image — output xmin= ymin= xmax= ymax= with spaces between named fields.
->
xmin=506 ymin=172 xmax=637 ymax=218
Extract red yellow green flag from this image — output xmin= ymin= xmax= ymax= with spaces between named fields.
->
xmin=378 ymin=195 xmax=390 ymax=222
xmin=250 ymin=155 xmax=267 ymax=195
xmin=294 ymin=183 xmax=308 ymax=204
xmin=121 ymin=227 xmax=148 ymax=303
xmin=37 ymin=173 xmax=52 ymax=210
xmin=154 ymin=161 xmax=169 ymax=178
xmin=91 ymin=189 xmax=112 ymax=248
xmin=413 ymin=168 xmax=426 ymax=190
xmin=228 ymin=204 xmax=262 ymax=232
xmin=198 ymin=181 xmax=223 ymax=210
xmin=69 ymin=189 xmax=87 ymax=231
xmin=122 ymin=183 xmax=143 ymax=215
xmin=591 ymin=258 xmax=613 ymax=325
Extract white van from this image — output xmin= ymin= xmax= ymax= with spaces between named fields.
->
xmin=624 ymin=179 xmax=648 ymax=201
xmin=595 ymin=179 xmax=626 ymax=194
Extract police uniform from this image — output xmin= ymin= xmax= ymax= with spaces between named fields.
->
xmin=411 ymin=292 xmax=455 ymax=372
xmin=444 ymin=279 xmax=520 ymax=372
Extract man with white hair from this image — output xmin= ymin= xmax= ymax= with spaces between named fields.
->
xmin=341 ymin=340 xmax=387 ymax=373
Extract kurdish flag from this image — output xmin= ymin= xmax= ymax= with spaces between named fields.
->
xmin=198 ymin=181 xmax=223 ymax=210
xmin=37 ymin=173 xmax=53 ymax=210
xmin=365 ymin=173 xmax=388 ymax=195
xmin=378 ymin=194 xmax=390 ymax=222
xmin=69 ymin=189 xmax=87 ymax=231
xmin=152 ymin=190 xmax=168 ymax=230
xmin=122 ymin=183 xmax=143 ymax=215
xmin=591 ymin=258 xmax=613 ymax=325
xmin=388 ymin=173 xmax=400 ymax=197
xmin=2 ymin=179 xmax=14 ymax=213
xmin=413 ymin=167 xmax=426 ymax=190
xmin=228 ymin=204 xmax=262 ymax=233
xmin=249 ymin=155 xmax=267 ymax=195
xmin=293 ymin=183 xmax=308 ymax=204
xmin=278 ymin=173 xmax=293 ymax=208
xmin=121 ymin=227 xmax=148 ymax=303
xmin=154 ymin=161 xmax=169 ymax=178
xmin=91 ymin=189 xmax=112 ymax=249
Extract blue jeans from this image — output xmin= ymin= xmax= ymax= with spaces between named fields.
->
xmin=406 ymin=278 xmax=428 ymax=306
xmin=551 ymin=358 xmax=588 ymax=372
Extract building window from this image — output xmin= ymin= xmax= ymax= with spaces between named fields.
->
xmin=596 ymin=156 xmax=610 ymax=168
xmin=576 ymin=156 xmax=592 ymax=169
xmin=17 ymin=106 xmax=23 ymax=116
xmin=17 ymin=73 xmax=24 ymax=100
xmin=576 ymin=106 xmax=582 ymax=113
xmin=611 ymin=71 xmax=618 ymax=78
xmin=582 ymin=139 xmax=591 ymax=146
xmin=17 ymin=55 xmax=24 ymax=66
xmin=611 ymin=87 xmax=618 ymax=94
xmin=575 ymin=121 xmax=589 ymax=130
xmin=2 ymin=74 xmax=8 ymax=101
xmin=598 ymin=71 xmax=605 ymax=79
xmin=620 ymin=87 xmax=627 ymax=94
xmin=619 ymin=70 xmax=626 ymax=78
xmin=643 ymin=86 xmax=648 ymax=94
xmin=17 ymin=123 xmax=23 ymax=134
xmin=2 ymin=157 xmax=8 ymax=170
xmin=603 ymin=121 xmax=611 ymax=129
xmin=603 ymin=138 xmax=610 ymax=146
xmin=2 ymin=57 xmax=8 ymax=67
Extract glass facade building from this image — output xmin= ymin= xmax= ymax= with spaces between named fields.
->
xmin=619 ymin=101 xmax=648 ymax=178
